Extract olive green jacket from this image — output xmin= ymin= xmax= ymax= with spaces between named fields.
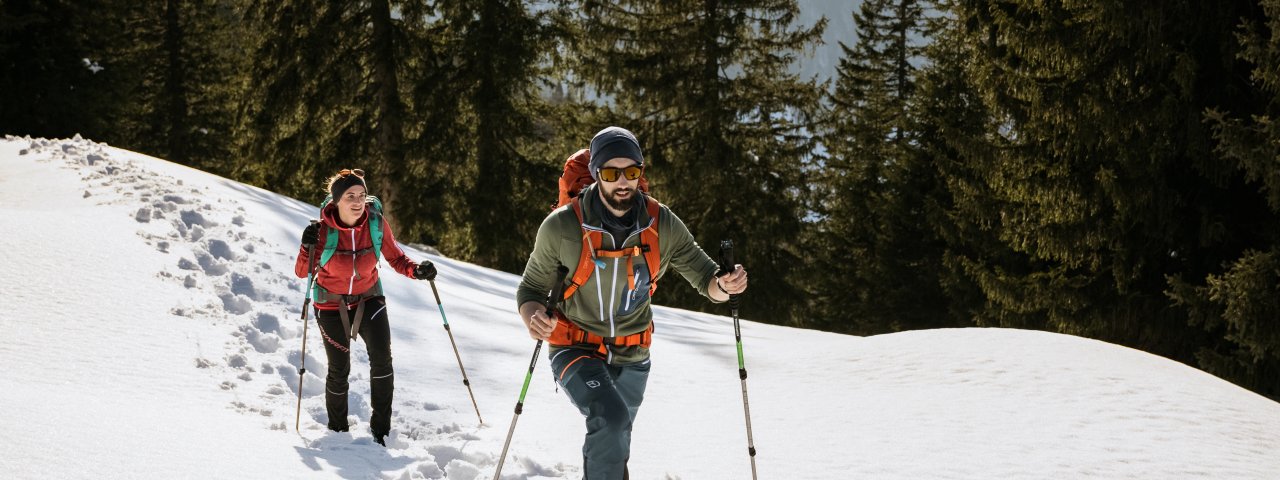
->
xmin=517 ymin=183 xmax=723 ymax=364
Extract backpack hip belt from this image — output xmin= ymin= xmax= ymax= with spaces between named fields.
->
xmin=314 ymin=283 xmax=383 ymax=341
xmin=332 ymin=246 xmax=377 ymax=257
xmin=311 ymin=278 xmax=384 ymax=305
xmin=548 ymin=312 xmax=653 ymax=356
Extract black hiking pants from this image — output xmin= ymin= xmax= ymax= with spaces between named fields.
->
xmin=316 ymin=296 xmax=394 ymax=436
xmin=551 ymin=349 xmax=651 ymax=480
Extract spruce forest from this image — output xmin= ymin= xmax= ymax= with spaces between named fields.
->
xmin=4 ymin=0 xmax=1279 ymax=400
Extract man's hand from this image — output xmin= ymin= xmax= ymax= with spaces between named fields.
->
xmin=519 ymin=301 xmax=555 ymax=341
xmin=711 ymin=264 xmax=748 ymax=302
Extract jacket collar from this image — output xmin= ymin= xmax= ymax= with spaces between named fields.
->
xmin=321 ymin=203 xmax=368 ymax=231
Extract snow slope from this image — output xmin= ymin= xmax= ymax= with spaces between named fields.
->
xmin=2 ymin=136 xmax=1278 ymax=479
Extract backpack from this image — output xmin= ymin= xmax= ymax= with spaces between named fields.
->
xmin=309 ymin=195 xmax=385 ymax=302
xmin=554 ymin=148 xmax=661 ymax=302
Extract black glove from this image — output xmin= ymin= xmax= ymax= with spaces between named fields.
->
xmin=300 ymin=222 xmax=321 ymax=247
xmin=413 ymin=261 xmax=437 ymax=281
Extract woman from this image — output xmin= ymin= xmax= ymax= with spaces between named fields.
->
xmin=294 ymin=168 xmax=437 ymax=446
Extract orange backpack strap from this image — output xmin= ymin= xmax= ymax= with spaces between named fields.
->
xmin=640 ymin=197 xmax=661 ymax=295
xmin=548 ymin=313 xmax=654 ymax=356
xmin=564 ymin=200 xmax=600 ymax=300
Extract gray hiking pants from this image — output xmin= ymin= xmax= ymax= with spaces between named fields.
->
xmin=550 ymin=349 xmax=651 ymax=480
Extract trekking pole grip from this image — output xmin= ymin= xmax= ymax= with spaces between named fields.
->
xmin=719 ymin=240 xmax=739 ymax=309
xmin=305 ymin=219 xmax=320 ymax=244
xmin=547 ymin=265 xmax=569 ymax=317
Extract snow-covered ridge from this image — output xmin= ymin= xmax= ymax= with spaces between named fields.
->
xmin=3 ymin=135 xmax=1279 ymax=479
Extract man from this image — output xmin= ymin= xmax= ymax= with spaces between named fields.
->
xmin=516 ymin=126 xmax=749 ymax=478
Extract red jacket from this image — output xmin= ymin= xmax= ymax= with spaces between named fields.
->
xmin=294 ymin=203 xmax=417 ymax=310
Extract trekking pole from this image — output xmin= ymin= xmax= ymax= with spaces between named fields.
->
xmin=720 ymin=240 xmax=758 ymax=479
xmin=295 ymin=220 xmax=320 ymax=433
xmin=428 ymin=279 xmax=484 ymax=425
xmin=494 ymin=264 xmax=569 ymax=480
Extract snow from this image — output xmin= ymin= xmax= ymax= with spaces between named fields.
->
xmin=2 ymin=135 xmax=1279 ymax=479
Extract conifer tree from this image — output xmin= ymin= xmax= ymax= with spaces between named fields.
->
xmin=569 ymin=0 xmax=824 ymax=325
xmin=1172 ymin=0 xmax=1280 ymax=398
xmin=237 ymin=0 xmax=418 ymax=229
xmin=417 ymin=1 xmax=563 ymax=271
xmin=943 ymin=1 xmax=1258 ymax=366
xmin=0 ymin=0 xmax=122 ymax=138
xmin=238 ymin=1 xmax=561 ymax=258
xmin=813 ymin=0 xmax=948 ymax=334
xmin=109 ymin=0 xmax=245 ymax=171
xmin=912 ymin=0 xmax=1000 ymax=327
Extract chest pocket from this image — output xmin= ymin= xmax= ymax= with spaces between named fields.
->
xmin=619 ymin=261 xmax=652 ymax=316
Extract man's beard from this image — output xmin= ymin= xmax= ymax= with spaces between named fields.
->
xmin=604 ymin=187 xmax=635 ymax=212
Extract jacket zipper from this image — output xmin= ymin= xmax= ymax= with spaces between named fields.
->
xmin=346 ymin=228 xmax=357 ymax=294
xmin=591 ymin=230 xmax=607 ymax=330
xmin=609 ymin=257 xmax=619 ymax=337
xmin=624 ymin=271 xmax=641 ymax=312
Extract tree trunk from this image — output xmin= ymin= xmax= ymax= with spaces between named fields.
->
xmin=369 ymin=0 xmax=406 ymax=231
xmin=163 ymin=0 xmax=189 ymax=163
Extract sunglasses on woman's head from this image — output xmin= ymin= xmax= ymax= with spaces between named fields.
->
xmin=598 ymin=165 xmax=643 ymax=182
xmin=338 ymin=168 xmax=365 ymax=178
